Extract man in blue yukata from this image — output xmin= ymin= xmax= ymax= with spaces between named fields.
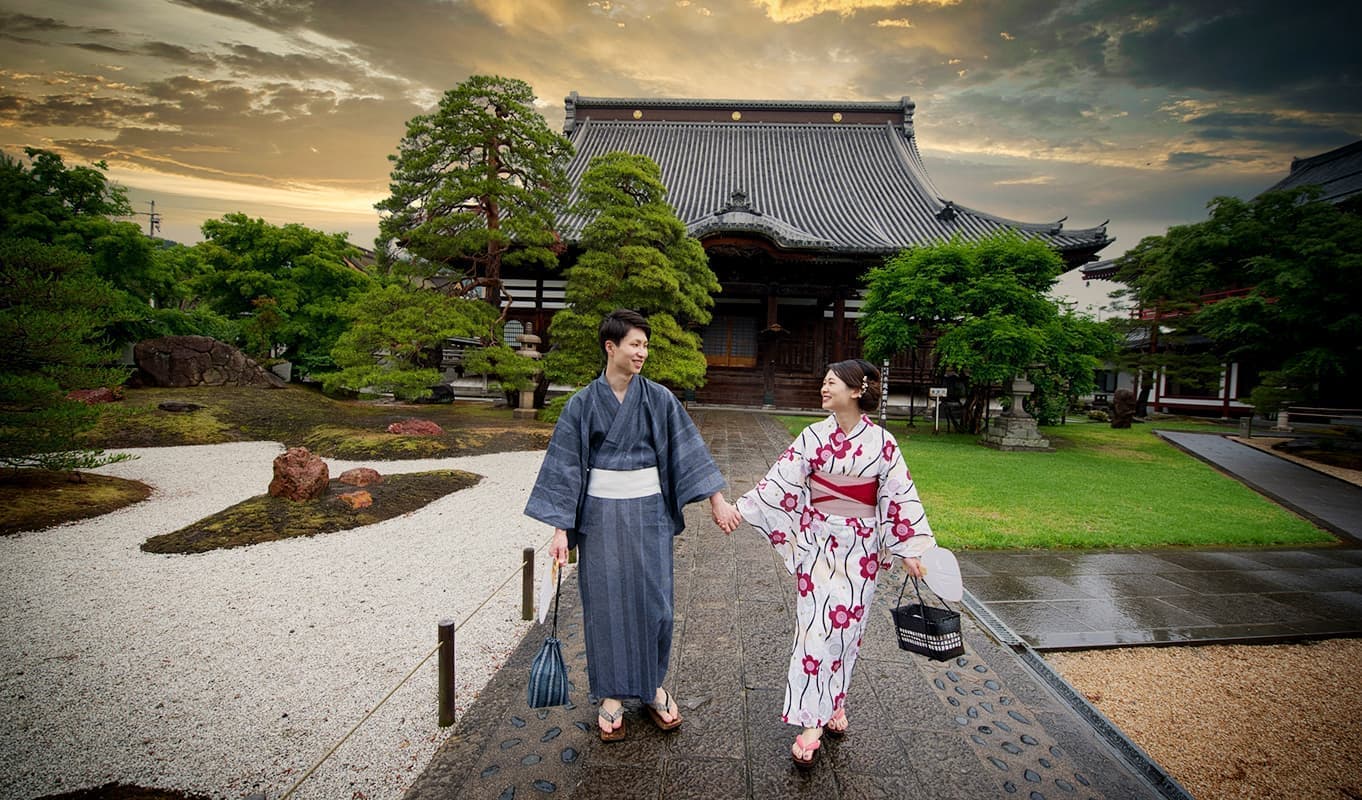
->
xmin=525 ymin=309 xmax=742 ymax=741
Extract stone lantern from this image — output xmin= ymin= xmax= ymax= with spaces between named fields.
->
xmin=980 ymin=372 xmax=1051 ymax=451
xmin=513 ymin=328 xmax=542 ymax=420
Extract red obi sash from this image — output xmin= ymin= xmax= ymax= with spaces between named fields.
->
xmin=809 ymin=472 xmax=878 ymax=518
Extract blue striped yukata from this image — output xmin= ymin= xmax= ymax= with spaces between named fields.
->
xmin=525 ymin=373 xmax=725 ymax=701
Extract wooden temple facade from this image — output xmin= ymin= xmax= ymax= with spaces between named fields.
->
xmin=506 ymin=93 xmax=1113 ymax=408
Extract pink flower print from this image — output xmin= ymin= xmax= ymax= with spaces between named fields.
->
xmin=802 ymin=655 xmax=821 ymax=676
xmin=781 ymin=446 xmax=797 ymax=462
xmin=850 ymin=605 xmax=865 ymax=622
xmin=797 ymin=708 xmax=817 ymax=727
xmin=829 ymin=604 xmax=854 ymax=629
xmin=797 ymin=570 xmax=814 ymax=597
xmin=828 ymin=429 xmax=851 ymax=458
xmin=800 ymin=505 xmax=822 ymax=532
xmin=827 ymin=535 xmax=839 ymax=554
xmin=834 ymin=692 xmax=846 ymax=710
xmin=853 ymin=444 xmax=863 ymax=458
xmin=780 ymin=492 xmax=799 ymax=512
xmin=850 ymin=518 xmax=873 ymax=538
xmin=886 ymin=501 xmax=902 ymax=521
xmin=831 ymin=659 xmax=842 ymax=673
xmin=891 ymin=519 xmax=915 ymax=542
xmin=813 ymin=443 xmax=834 ymax=467
xmin=769 ymin=530 xmax=788 ymax=546
xmin=882 ymin=440 xmax=898 ymax=461
xmin=859 ymin=554 xmax=879 ymax=580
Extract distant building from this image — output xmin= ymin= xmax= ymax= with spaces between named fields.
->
xmin=507 ymin=93 xmax=1112 ymax=406
xmin=1083 ymin=137 xmax=1362 ymax=417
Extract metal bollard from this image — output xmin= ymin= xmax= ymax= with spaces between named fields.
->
xmin=438 ymin=619 xmax=456 ymax=727
xmin=521 ymin=547 xmax=535 ymax=621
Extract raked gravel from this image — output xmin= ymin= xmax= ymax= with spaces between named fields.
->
xmin=0 ymin=442 xmax=554 ymax=800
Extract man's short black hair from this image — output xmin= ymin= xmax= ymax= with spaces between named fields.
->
xmin=599 ymin=309 xmax=651 ymax=354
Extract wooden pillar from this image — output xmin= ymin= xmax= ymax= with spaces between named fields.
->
xmin=832 ymin=297 xmax=846 ymax=362
xmin=764 ymin=292 xmax=778 ymax=406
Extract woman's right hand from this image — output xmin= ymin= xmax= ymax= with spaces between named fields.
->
xmin=550 ymin=528 xmax=569 ymax=566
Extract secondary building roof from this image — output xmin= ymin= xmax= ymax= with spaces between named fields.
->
xmin=559 ymin=93 xmax=1112 ymax=262
xmin=1261 ymin=137 xmax=1362 ymax=205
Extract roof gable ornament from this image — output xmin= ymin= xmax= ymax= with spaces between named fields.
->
xmin=1049 ymin=216 xmax=1068 ymax=234
xmin=935 ymin=200 xmax=957 ymax=222
xmin=719 ymin=190 xmax=761 ymax=216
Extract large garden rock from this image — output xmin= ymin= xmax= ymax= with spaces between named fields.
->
xmin=268 ymin=447 xmax=329 ymax=501
xmin=387 ymin=418 xmax=444 ymax=436
xmin=133 ymin=336 xmax=285 ymax=388
xmin=338 ymin=467 xmax=383 ymax=487
xmin=1111 ymin=388 xmax=1136 ymax=429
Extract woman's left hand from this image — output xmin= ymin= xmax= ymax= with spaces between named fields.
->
xmin=901 ymin=556 xmax=925 ymax=579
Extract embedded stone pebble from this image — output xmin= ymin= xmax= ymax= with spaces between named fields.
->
xmin=915 ymin=653 xmax=1103 ymax=799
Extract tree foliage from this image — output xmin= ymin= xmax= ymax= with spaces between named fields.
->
xmin=192 ymin=213 xmax=372 ymax=374
xmin=861 ymin=233 xmax=1115 ymax=432
xmin=376 ymin=75 xmax=573 ymax=314
xmin=0 ymin=239 xmax=133 ymax=471
xmin=322 ymin=283 xmax=497 ymax=401
xmin=543 ymin=151 xmax=719 ymax=388
xmin=1113 ymin=189 xmax=1362 ymax=411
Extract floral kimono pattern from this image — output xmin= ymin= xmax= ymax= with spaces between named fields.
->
xmin=737 ymin=414 xmax=934 ymax=728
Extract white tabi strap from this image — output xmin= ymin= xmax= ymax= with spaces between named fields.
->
xmin=586 ymin=466 xmax=662 ymax=500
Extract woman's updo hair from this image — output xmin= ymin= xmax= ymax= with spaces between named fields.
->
xmin=828 ymin=359 xmax=881 ymax=412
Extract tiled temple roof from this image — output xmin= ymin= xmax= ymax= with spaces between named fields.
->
xmin=1262 ymin=138 xmax=1362 ymax=205
xmin=559 ymin=93 xmax=1112 ymax=259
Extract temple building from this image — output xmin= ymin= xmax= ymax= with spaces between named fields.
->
xmin=506 ymin=93 xmax=1113 ymax=407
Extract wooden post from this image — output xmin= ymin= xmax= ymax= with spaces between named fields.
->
xmin=521 ymin=547 xmax=535 ymax=621
xmin=438 ymin=619 xmax=456 ymax=727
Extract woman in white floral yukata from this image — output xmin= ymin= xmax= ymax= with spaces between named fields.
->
xmin=729 ymin=358 xmax=935 ymax=766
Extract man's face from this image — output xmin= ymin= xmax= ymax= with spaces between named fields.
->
xmin=606 ymin=327 xmax=649 ymax=375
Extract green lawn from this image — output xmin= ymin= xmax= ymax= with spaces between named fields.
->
xmin=774 ymin=415 xmax=1335 ymax=550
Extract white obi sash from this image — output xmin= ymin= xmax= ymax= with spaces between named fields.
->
xmin=586 ymin=466 xmax=662 ymax=500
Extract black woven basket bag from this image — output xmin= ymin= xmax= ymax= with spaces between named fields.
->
xmin=890 ymin=572 xmax=965 ymax=661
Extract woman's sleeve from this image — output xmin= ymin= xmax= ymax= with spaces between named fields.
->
xmin=736 ymin=430 xmax=813 ymax=574
xmin=876 ymin=429 xmax=935 ymax=559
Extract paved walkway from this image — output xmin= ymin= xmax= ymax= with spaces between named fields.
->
xmin=1158 ymin=430 xmax=1362 ymax=542
xmin=406 ymin=411 xmax=1180 ymax=799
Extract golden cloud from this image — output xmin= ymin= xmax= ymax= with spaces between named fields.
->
xmin=752 ymin=0 xmax=961 ymax=24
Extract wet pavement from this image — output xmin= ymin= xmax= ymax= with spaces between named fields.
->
xmin=405 ymin=411 xmax=1187 ymax=800
xmin=1157 ymin=430 xmax=1362 ymax=543
xmin=960 ymin=546 xmax=1362 ymax=650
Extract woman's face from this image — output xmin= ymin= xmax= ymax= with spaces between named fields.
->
xmin=821 ymin=370 xmax=859 ymax=413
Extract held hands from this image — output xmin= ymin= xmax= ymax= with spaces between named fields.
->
xmin=710 ymin=493 xmax=743 ymax=535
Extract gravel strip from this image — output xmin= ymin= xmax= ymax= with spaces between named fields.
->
xmin=1047 ymin=639 xmax=1362 ymax=800
xmin=0 ymin=442 xmax=553 ymax=800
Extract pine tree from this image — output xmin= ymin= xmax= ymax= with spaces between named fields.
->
xmin=544 ymin=152 xmax=719 ymax=388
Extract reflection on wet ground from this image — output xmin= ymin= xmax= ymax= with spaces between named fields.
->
xmin=961 ymin=547 xmax=1362 ymax=649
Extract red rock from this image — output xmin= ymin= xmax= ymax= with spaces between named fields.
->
xmin=386 ymin=418 xmax=444 ymax=436
xmin=268 ymin=447 xmax=329 ymax=501
xmin=338 ymin=467 xmax=383 ymax=487
xmin=66 ymin=387 xmax=122 ymax=404
xmin=336 ymin=490 xmax=373 ymax=510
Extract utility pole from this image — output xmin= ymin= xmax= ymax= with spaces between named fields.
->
xmin=140 ymin=200 xmax=161 ymax=237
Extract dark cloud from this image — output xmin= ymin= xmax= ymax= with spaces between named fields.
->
xmin=166 ymin=0 xmax=313 ymax=31
xmin=142 ymin=41 xmax=217 ymax=68
xmin=1109 ymin=1 xmax=1361 ymax=101
xmin=73 ymin=42 xmax=130 ymax=54
xmin=1165 ymin=151 xmax=1233 ymax=170
xmin=0 ymin=12 xmax=79 ymax=32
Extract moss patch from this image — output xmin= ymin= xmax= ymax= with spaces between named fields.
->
xmin=36 ymin=783 xmax=208 ymax=800
xmin=0 ymin=470 xmax=152 ymax=536
xmin=80 ymin=385 xmax=553 ymax=459
xmin=142 ymin=469 xmax=480 ymax=554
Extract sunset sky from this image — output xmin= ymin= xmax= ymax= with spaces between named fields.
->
xmin=2 ymin=0 xmax=1358 ymax=265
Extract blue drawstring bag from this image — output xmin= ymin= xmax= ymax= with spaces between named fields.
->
xmin=528 ymin=566 xmax=569 ymax=708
